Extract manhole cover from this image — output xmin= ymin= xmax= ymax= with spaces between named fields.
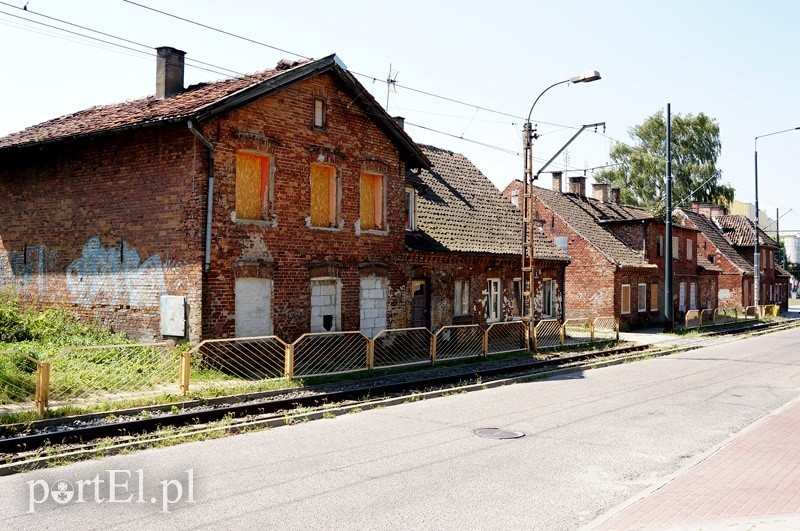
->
xmin=473 ymin=428 xmax=525 ymax=440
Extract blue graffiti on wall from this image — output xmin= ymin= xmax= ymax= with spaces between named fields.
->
xmin=66 ymin=237 xmax=166 ymax=308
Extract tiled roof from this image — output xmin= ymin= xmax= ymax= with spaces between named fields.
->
xmin=534 ymin=186 xmax=656 ymax=268
xmin=406 ymin=145 xmax=568 ymax=260
xmin=715 ymin=215 xmax=777 ymax=247
xmin=0 ymin=55 xmax=430 ymax=169
xmin=0 ymin=70 xmax=283 ymax=149
xmin=679 ymin=209 xmax=753 ymax=273
xmin=696 ymin=253 xmax=723 ymax=272
xmin=776 ymin=264 xmax=792 ymax=278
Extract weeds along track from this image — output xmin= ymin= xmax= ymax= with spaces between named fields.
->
xmin=1 ymin=318 xmax=797 ymax=472
xmin=0 ymin=344 xmax=652 ymax=464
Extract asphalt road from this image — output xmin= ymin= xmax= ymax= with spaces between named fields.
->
xmin=2 ymin=326 xmax=800 ymax=530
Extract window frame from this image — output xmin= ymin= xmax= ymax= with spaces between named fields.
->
xmin=679 ymin=282 xmax=687 ymax=311
xmin=454 ymin=279 xmax=470 ymax=317
xmin=656 ymin=235 xmax=663 ymax=257
xmin=621 ymin=284 xmax=631 ymax=315
xmin=638 ymin=283 xmax=647 ymax=312
xmin=486 ymin=278 xmax=502 ymax=322
xmin=313 ymin=98 xmax=326 ymax=129
xmin=690 ymin=282 xmax=697 ymax=310
xmin=686 ymin=238 xmax=693 ymax=261
xmin=234 ymin=150 xmax=273 ymax=223
xmin=541 ymin=279 xmax=554 ymax=318
xmin=359 ymin=171 xmax=386 ymax=232
xmin=650 ymin=283 xmax=659 ymax=312
xmin=673 ymin=236 xmax=680 ymax=260
xmin=405 ymin=187 xmax=416 ymax=231
xmin=309 ymin=162 xmax=340 ymax=229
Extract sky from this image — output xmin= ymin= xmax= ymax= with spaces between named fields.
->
xmin=1 ymin=0 xmax=799 ymax=234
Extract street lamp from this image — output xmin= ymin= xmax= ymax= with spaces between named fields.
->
xmin=521 ymin=70 xmax=601 ymax=339
xmin=753 ymin=126 xmax=800 ymax=308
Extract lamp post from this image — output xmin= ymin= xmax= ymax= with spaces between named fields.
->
xmin=521 ymin=71 xmax=601 ymax=341
xmin=753 ymin=126 xmax=800 ymax=308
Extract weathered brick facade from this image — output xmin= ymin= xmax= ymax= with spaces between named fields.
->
xmin=0 ymin=54 xmax=428 ymax=343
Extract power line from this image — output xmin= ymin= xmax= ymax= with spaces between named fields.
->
xmin=0 ymin=3 xmax=242 ymax=77
xmin=122 ymin=0 xmax=309 ymax=60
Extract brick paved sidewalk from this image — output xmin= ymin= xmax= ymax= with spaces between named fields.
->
xmin=592 ymin=396 xmax=800 ymax=530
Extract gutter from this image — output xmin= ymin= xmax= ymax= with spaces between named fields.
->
xmin=187 ymin=120 xmax=215 ymax=273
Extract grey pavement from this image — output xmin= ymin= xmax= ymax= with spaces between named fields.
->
xmin=1 ymin=326 xmax=800 ymax=530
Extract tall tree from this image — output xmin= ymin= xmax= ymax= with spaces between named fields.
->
xmin=595 ymin=110 xmax=734 ymax=218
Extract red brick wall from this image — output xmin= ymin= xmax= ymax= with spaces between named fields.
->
xmin=201 ymin=73 xmax=408 ymax=341
xmin=405 ymin=252 xmax=566 ymax=328
xmin=0 ymin=126 xmax=205 ymax=341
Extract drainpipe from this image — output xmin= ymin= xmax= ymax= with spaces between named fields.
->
xmin=188 ymin=120 xmax=215 ymax=273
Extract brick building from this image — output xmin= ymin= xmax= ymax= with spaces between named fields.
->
xmin=712 ymin=213 xmax=790 ymax=310
xmin=503 ymin=174 xmax=718 ymax=328
xmin=404 ymin=146 xmax=568 ymax=329
xmin=677 ymin=204 xmax=755 ymax=310
xmin=0 ymin=49 xmax=430 ymax=343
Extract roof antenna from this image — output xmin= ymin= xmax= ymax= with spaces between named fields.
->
xmin=386 ymin=63 xmax=398 ymax=111
xmin=23 ymin=1 xmax=29 ymax=9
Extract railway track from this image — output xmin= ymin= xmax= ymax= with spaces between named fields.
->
xmin=1 ymin=318 xmax=797 ymax=471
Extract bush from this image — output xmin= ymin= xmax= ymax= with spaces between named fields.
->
xmin=0 ymin=294 xmax=32 ymax=342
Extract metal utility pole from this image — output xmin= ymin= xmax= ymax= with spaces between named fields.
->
xmin=664 ymin=103 xmax=674 ymax=332
xmin=521 ymin=71 xmax=601 ymax=349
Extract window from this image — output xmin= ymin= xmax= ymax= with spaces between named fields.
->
xmin=235 ymin=151 xmax=271 ymax=221
xmin=404 ymin=187 xmax=416 ymax=230
xmin=650 ymin=283 xmax=659 ymax=312
xmin=673 ymin=237 xmax=679 ymax=260
xmin=621 ymin=284 xmax=631 ymax=314
xmin=690 ymin=282 xmax=697 ymax=310
xmin=686 ymin=239 xmax=693 ymax=261
xmin=454 ymin=279 xmax=470 ymax=316
xmin=657 ymin=236 xmax=663 ymax=257
xmin=679 ymin=282 xmax=686 ymax=311
xmin=486 ymin=278 xmax=502 ymax=322
xmin=542 ymin=279 xmax=554 ymax=317
xmin=360 ymin=275 xmax=387 ymax=338
xmin=510 ymin=190 xmax=519 ymax=208
xmin=512 ymin=278 xmax=522 ymax=317
xmin=769 ymin=284 xmax=774 ymax=302
xmin=311 ymin=277 xmax=341 ymax=332
xmin=359 ymin=172 xmax=384 ymax=231
xmin=313 ymin=99 xmax=326 ymax=129
xmin=310 ymin=163 xmax=338 ymax=227
xmin=235 ymin=278 xmax=272 ymax=337
xmin=638 ymin=283 xmax=647 ymax=312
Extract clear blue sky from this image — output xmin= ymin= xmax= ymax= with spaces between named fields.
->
xmin=1 ymin=0 xmax=799 ymax=233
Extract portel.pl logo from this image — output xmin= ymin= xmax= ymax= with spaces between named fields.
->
xmin=28 ymin=469 xmax=194 ymax=513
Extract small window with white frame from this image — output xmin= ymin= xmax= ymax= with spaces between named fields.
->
xmin=657 ymin=235 xmax=663 ymax=257
xmin=638 ymin=283 xmax=647 ymax=312
xmin=686 ymin=238 xmax=693 ymax=261
xmin=672 ymin=236 xmax=679 ymax=260
xmin=313 ymin=98 xmax=326 ymax=129
xmin=405 ymin=187 xmax=416 ymax=230
xmin=486 ymin=278 xmax=502 ymax=322
xmin=621 ymin=284 xmax=631 ymax=314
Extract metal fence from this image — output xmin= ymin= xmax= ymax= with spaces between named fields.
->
xmin=6 ymin=316 xmax=620 ymax=414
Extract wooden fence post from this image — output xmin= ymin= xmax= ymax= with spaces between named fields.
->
xmin=482 ymin=328 xmax=489 ymax=358
xmin=285 ymin=343 xmax=295 ymax=379
xmin=35 ymin=361 xmax=50 ymax=415
xmin=430 ymin=333 xmax=437 ymax=366
xmin=367 ymin=339 xmax=375 ymax=371
xmin=179 ymin=351 xmax=191 ymax=394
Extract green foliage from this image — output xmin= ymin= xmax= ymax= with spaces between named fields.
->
xmin=595 ymin=110 xmax=734 ymax=217
xmin=0 ymin=293 xmax=32 ymax=342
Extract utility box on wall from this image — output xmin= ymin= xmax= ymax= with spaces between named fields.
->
xmin=160 ymin=295 xmax=186 ymax=337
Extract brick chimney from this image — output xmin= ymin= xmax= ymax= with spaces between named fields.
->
xmin=552 ymin=171 xmax=563 ymax=193
xmin=710 ymin=205 xmax=725 ymax=218
xmin=568 ymin=176 xmax=586 ymax=197
xmin=156 ymin=46 xmax=186 ymax=99
xmin=611 ymin=188 xmax=621 ymax=204
xmin=592 ymin=183 xmax=610 ymax=203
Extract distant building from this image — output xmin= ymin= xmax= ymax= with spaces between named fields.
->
xmin=728 ymin=200 xmax=776 ymax=236
xmin=785 ymin=235 xmax=800 ymax=264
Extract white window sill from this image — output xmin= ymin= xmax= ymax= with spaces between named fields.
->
xmin=230 ymin=213 xmax=277 ymax=227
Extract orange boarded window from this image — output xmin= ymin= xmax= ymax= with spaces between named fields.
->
xmin=310 ymin=163 xmax=337 ymax=227
xmin=359 ymin=172 xmax=384 ymax=230
xmin=236 ymin=151 xmax=270 ymax=220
